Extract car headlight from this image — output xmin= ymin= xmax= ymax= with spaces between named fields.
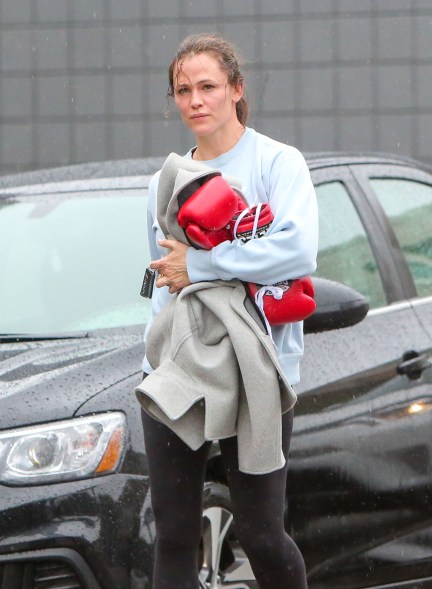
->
xmin=0 ymin=412 xmax=126 ymax=486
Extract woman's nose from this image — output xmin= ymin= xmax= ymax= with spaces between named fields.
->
xmin=190 ymin=89 xmax=203 ymax=108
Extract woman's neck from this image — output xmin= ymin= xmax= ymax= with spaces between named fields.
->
xmin=193 ymin=124 xmax=245 ymax=161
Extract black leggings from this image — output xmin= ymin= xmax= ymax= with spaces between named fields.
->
xmin=141 ymin=407 xmax=307 ymax=589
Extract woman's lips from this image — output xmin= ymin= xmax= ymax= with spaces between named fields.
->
xmin=191 ymin=113 xmax=208 ymax=119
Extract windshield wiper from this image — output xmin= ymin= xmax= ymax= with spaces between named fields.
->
xmin=0 ymin=332 xmax=89 ymax=342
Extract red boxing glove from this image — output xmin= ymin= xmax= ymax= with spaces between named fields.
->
xmin=177 ymin=176 xmax=246 ymax=249
xmin=183 ymin=224 xmax=231 ymax=250
xmin=247 ymin=277 xmax=316 ymax=325
xmin=176 ymin=176 xmax=316 ymax=325
xmin=231 ymin=203 xmax=274 ymax=243
xmin=231 ymin=206 xmax=315 ymax=324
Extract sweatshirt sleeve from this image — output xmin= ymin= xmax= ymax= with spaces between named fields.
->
xmin=145 ymin=171 xmax=174 ymax=321
xmin=186 ymin=149 xmax=318 ymax=286
xmin=146 ymin=171 xmax=164 ymax=264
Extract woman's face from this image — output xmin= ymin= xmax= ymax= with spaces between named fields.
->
xmin=173 ymin=52 xmax=243 ymax=138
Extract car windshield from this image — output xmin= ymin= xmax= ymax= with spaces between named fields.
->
xmin=0 ymin=188 xmax=152 ymax=335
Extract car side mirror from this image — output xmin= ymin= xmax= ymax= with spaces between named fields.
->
xmin=304 ymin=277 xmax=369 ymax=334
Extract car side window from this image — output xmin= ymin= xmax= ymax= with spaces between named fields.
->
xmin=370 ymin=179 xmax=432 ymax=299
xmin=315 ymin=181 xmax=387 ymax=309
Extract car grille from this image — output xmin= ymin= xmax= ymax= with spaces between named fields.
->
xmin=0 ymin=559 xmax=83 ymax=589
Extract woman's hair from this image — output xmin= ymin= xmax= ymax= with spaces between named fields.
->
xmin=167 ymin=33 xmax=249 ymax=126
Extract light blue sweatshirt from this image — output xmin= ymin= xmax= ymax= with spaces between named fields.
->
xmin=142 ymin=127 xmax=318 ymax=384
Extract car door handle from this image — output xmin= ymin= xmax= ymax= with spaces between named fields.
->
xmin=397 ymin=350 xmax=432 ymax=380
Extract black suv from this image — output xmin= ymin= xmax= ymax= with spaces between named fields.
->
xmin=0 ymin=153 xmax=431 ymax=589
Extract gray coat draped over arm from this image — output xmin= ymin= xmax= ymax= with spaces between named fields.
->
xmin=135 ymin=153 xmax=297 ymax=474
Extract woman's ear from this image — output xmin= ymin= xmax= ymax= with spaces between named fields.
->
xmin=233 ymin=80 xmax=244 ymax=103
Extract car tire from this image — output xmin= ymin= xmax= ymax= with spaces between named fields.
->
xmin=199 ymin=482 xmax=259 ymax=589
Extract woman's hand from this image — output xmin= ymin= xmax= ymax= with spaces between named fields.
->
xmin=150 ymin=239 xmax=191 ymax=294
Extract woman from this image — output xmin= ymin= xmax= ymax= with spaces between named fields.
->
xmin=140 ymin=33 xmax=318 ymax=589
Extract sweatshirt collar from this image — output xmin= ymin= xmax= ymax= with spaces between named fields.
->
xmin=186 ymin=127 xmax=253 ymax=166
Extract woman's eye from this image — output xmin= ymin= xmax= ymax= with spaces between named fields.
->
xmin=203 ymin=84 xmax=215 ymax=91
xmin=176 ymin=87 xmax=189 ymax=95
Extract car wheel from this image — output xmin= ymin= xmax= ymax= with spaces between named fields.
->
xmin=199 ymin=482 xmax=259 ymax=589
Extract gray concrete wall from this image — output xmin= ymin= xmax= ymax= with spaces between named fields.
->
xmin=1 ymin=0 xmax=431 ymax=174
